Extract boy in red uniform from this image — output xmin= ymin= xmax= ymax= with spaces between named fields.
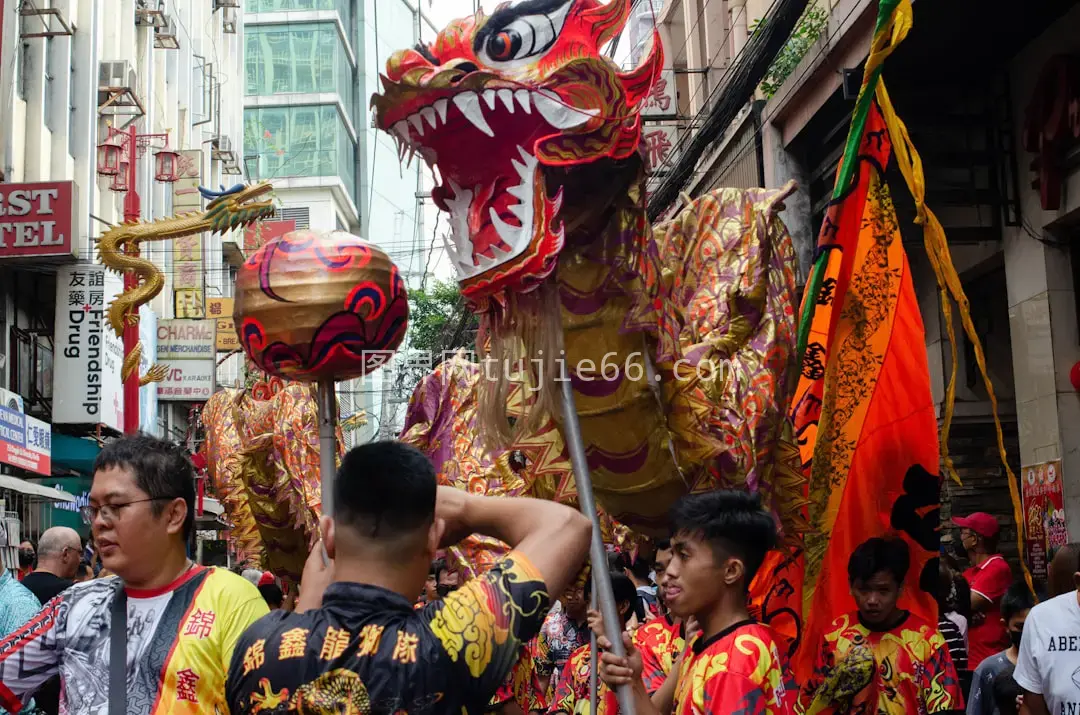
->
xmin=549 ymin=571 xmax=638 ymax=715
xmin=798 ymin=536 xmax=965 ymax=715
xmin=598 ymin=491 xmax=797 ymax=715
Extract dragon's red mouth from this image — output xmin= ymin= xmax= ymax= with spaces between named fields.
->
xmin=379 ymin=86 xmax=597 ymax=282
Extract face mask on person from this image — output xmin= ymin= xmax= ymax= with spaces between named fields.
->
xmin=1009 ymin=628 xmax=1023 ymax=649
xmin=18 ymin=548 xmax=34 ymax=568
xmin=436 ymin=584 xmax=454 ymax=598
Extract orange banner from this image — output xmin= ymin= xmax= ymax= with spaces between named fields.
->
xmin=788 ymin=102 xmax=940 ymax=680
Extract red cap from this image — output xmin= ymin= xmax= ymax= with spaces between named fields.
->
xmin=953 ymin=512 xmax=999 ymax=538
xmin=257 ymin=572 xmax=275 ymax=587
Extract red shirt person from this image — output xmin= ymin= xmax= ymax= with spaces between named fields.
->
xmin=955 ymin=512 xmax=1013 ymax=668
xmin=598 ymin=491 xmax=797 ymax=715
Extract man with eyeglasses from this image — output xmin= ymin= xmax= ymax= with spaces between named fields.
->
xmin=0 ymin=434 xmax=269 ymax=715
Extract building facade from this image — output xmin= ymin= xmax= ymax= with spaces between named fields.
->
xmin=0 ymin=0 xmax=246 ymax=548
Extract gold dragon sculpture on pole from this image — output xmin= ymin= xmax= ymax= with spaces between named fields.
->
xmin=97 ymin=183 xmax=276 ymax=385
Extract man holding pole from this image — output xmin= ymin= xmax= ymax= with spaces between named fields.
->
xmin=226 ymin=441 xmax=592 ymax=714
xmin=596 ymin=491 xmax=797 ymax=715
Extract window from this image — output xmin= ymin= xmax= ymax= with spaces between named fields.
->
xmin=245 ymin=23 xmax=352 ymax=107
xmin=244 ymin=104 xmax=354 ymax=193
xmin=278 ymin=206 xmax=310 ymax=229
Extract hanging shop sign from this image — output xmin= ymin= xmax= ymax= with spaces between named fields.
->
xmin=244 ymin=219 xmax=295 ymax=253
xmin=0 ymin=405 xmax=52 ymax=476
xmin=641 ymin=68 xmax=677 ymax=119
xmin=206 ymin=297 xmax=237 ymax=351
xmin=158 ymin=360 xmax=215 ymax=401
xmin=157 ymin=319 xmax=215 ymax=360
xmin=641 ymin=124 xmax=680 ymax=175
xmin=175 ymin=289 xmax=205 ymax=319
xmin=173 ymin=150 xmax=204 ymax=211
xmin=0 ymin=181 xmax=79 ymax=260
xmin=53 ymin=265 xmax=124 ymax=430
xmin=173 ymin=231 xmax=205 ymax=318
xmin=1021 ymin=459 xmax=1068 ymax=582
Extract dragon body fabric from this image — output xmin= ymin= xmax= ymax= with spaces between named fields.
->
xmin=97 ymin=183 xmax=275 ymax=382
xmin=375 ymin=0 xmax=807 ymax=575
xmin=201 ymin=374 xmax=345 ymax=585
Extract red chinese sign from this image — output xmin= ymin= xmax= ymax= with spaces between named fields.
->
xmin=244 ymin=219 xmax=296 ymax=254
xmin=1022 ymin=55 xmax=1080 ymax=210
xmin=0 ymin=181 xmax=79 ymax=260
xmin=641 ymin=69 xmax=677 ymax=117
xmin=642 ymin=125 xmax=679 ymax=173
xmin=1021 ymin=459 xmax=1068 ymax=582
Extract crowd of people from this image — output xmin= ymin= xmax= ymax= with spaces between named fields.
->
xmin=0 ymin=433 xmax=1077 ymax=715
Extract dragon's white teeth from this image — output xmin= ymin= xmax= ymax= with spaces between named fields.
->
xmin=508 ymin=185 xmax=530 ymax=203
xmin=441 ymin=233 xmax=459 ymax=265
xmin=508 ymin=201 xmax=528 ymax=223
xmin=420 ymin=107 xmax=438 ymax=129
xmin=434 ymin=98 xmax=449 ymax=123
xmin=514 ymin=89 xmax=532 ymax=113
xmin=482 ymin=89 xmax=499 ymax=110
xmin=407 ymin=113 xmax=426 ymax=136
xmin=532 ymin=90 xmax=599 ymax=129
xmin=497 ymin=89 xmax=516 ymax=113
xmin=452 ymin=92 xmax=495 ymax=137
xmin=392 ymin=120 xmax=412 ymax=144
xmin=490 ymin=208 xmax=524 ymax=249
xmin=517 ymin=145 xmax=538 ymax=167
xmin=511 ymin=157 xmax=529 ymax=180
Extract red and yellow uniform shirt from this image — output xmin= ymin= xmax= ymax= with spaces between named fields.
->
xmin=798 ymin=611 xmax=964 ymax=715
xmin=0 ymin=566 xmax=268 ymax=714
xmin=490 ymin=639 xmax=544 ymax=713
xmin=226 ymin=552 xmax=549 ymax=714
xmin=634 ymin=617 xmax=686 ymax=695
xmin=548 ymin=643 xmax=615 ymax=715
xmin=673 ymin=620 xmax=796 ymax=715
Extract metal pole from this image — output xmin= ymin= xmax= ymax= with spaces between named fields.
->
xmin=559 ymin=377 xmax=636 ymax=715
xmin=590 ymin=581 xmax=598 ymax=714
xmin=317 ymin=379 xmax=337 ymax=518
xmin=317 ymin=379 xmax=337 ymax=566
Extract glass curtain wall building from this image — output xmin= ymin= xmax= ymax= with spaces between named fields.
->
xmin=243 ymin=0 xmax=433 ymax=444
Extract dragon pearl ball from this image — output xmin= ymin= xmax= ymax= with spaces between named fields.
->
xmin=234 ymin=229 xmax=409 ymax=382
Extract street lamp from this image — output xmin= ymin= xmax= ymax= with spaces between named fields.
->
xmin=95 ymin=123 xmax=180 ymax=434
xmin=154 ymin=148 xmax=180 ymax=182
xmin=96 ymin=142 xmax=122 ymax=175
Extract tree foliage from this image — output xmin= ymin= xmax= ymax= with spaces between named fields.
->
xmin=752 ymin=3 xmax=829 ymax=99
xmin=406 ymin=279 xmax=477 ymax=358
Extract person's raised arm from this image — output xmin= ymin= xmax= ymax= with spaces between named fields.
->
xmin=438 ymin=487 xmax=592 ymax=598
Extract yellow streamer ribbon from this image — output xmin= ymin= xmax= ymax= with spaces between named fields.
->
xmin=872 ymin=0 xmax=1034 ymax=597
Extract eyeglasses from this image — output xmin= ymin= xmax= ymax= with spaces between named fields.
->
xmin=80 ymin=497 xmax=180 ymax=526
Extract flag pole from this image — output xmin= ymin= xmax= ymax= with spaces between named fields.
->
xmin=559 ymin=376 xmax=636 ymax=715
xmin=317 ymin=378 xmax=337 ymax=564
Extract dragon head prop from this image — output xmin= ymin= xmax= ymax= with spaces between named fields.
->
xmin=371 ymin=0 xmax=661 ymax=310
xmin=199 ymin=183 xmax=276 ymax=233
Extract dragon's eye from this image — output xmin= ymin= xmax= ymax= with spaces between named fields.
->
xmin=477 ymin=1 xmax=572 ymax=67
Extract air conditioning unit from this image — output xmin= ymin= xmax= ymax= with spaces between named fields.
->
xmin=0 ymin=387 xmax=25 ymax=414
xmin=99 ymin=60 xmax=136 ymax=93
xmin=211 ymin=135 xmax=236 ymax=163
xmin=135 ymin=0 xmax=168 ymax=27
xmin=154 ymin=17 xmax=180 ymax=49
xmin=214 ymin=0 xmax=240 ymax=9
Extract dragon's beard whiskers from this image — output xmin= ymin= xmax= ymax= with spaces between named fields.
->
xmin=476 ymin=280 xmax=563 ymax=449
